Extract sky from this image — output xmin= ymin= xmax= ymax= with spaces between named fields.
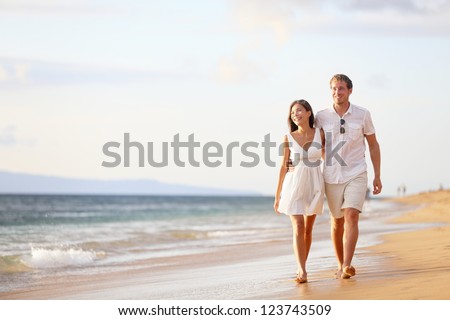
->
xmin=1 ymin=0 xmax=449 ymax=197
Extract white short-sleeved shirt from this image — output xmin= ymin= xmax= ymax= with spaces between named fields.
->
xmin=315 ymin=103 xmax=376 ymax=184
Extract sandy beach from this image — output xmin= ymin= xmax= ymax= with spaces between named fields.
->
xmin=276 ymin=189 xmax=450 ymax=300
xmin=1 ymin=190 xmax=450 ymax=300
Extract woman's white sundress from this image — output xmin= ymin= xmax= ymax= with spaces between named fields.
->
xmin=278 ymin=129 xmax=325 ymax=216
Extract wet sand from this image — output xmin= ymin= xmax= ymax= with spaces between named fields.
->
xmin=2 ymin=190 xmax=450 ymax=300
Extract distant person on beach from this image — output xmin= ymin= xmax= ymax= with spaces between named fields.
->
xmin=397 ymin=184 xmax=406 ymax=197
xmin=315 ymin=74 xmax=382 ymax=280
xmin=274 ymin=99 xmax=325 ymax=284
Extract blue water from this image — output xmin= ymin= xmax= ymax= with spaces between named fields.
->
xmin=0 ymin=194 xmax=419 ymax=294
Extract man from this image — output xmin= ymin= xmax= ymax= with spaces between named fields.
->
xmin=315 ymin=74 xmax=382 ymax=279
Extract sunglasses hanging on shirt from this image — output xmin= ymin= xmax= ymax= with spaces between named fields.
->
xmin=340 ymin=118 xmax=345 ymax=134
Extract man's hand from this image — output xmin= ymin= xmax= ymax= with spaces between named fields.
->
xmin=287 ymin=159 xmax=295 ymax=172
xmin=373 ymin=177 xmax=382 ymax=195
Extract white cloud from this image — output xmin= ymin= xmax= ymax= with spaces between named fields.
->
xmin=0 ymin=62 xmax=30 ymax=83
xmin=0 ymin=0 xmax=120 ymax=15
xmin=216 ymin=55 xmax=264 ymax=83
xmin=0 ymin=65 xmax=8 ymax=81
xmin=219 ymin=0 xmax=450 ymax=84
xmin=0 ymin=125 xmax=17 ymax=146
xmin=13 ymin=63 xmax=30 ymax=83
xmin=214 ymin=36 xmax=270 ymax=83
xmin=0 ymin=58 xmax=181 ymax=88
xmin=0 ymin=125 xmax=36 ymax=147
xmin=336 ymin=0 xmax=450 ymax=13
xmin=229 ymin=0 xmax=299 ymax=45
xmin=214 ymin=0 xmax=296 ymax=84
xmin=229 ymin=0 xmax=450 ymax=36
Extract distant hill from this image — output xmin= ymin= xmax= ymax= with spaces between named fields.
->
xmin=0 ymin=171 xmax=259 ymax=196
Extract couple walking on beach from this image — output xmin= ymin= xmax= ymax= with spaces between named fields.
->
xmin=274 ymin=74 xmax=382 ymax=284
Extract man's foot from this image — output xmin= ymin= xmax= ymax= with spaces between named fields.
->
xmin=341 ymin=266 xmax=356 ymax=279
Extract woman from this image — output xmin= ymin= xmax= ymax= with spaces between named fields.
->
xmin=274 ymin=99 xmax=325 ymax=283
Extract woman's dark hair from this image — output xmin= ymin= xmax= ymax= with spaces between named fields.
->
xmin=287 ymin=99 xmax=314 ymax=132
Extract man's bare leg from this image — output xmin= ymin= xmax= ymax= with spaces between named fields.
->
xmin=341 ymin=207 xmax=360 ymax=278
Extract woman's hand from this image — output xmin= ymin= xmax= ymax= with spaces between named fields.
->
xmin=273 ymin=198 xmax=281 ymax=214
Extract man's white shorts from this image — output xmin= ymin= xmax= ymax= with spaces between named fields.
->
xmin=325 ymin=171 xmax=368 ymax=219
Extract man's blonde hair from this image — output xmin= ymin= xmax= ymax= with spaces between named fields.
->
xmin=330 ymin=74 xmax=353 ymax=89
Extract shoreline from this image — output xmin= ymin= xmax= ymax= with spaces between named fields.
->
xmin=1 ymin=190 xmax=450 ymax=300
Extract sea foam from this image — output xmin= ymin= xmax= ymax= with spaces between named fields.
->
xmin=22 ymin=246 xmax=101 ymax=269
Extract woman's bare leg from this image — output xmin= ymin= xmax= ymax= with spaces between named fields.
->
xmin=290 ymin=215 xmax=308 ymax=282
xmin=303 ymin=214 xmax=316 ymax=260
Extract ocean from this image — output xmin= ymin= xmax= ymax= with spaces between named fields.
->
xmin=0 ymin=194 xmax=418 ymax=295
